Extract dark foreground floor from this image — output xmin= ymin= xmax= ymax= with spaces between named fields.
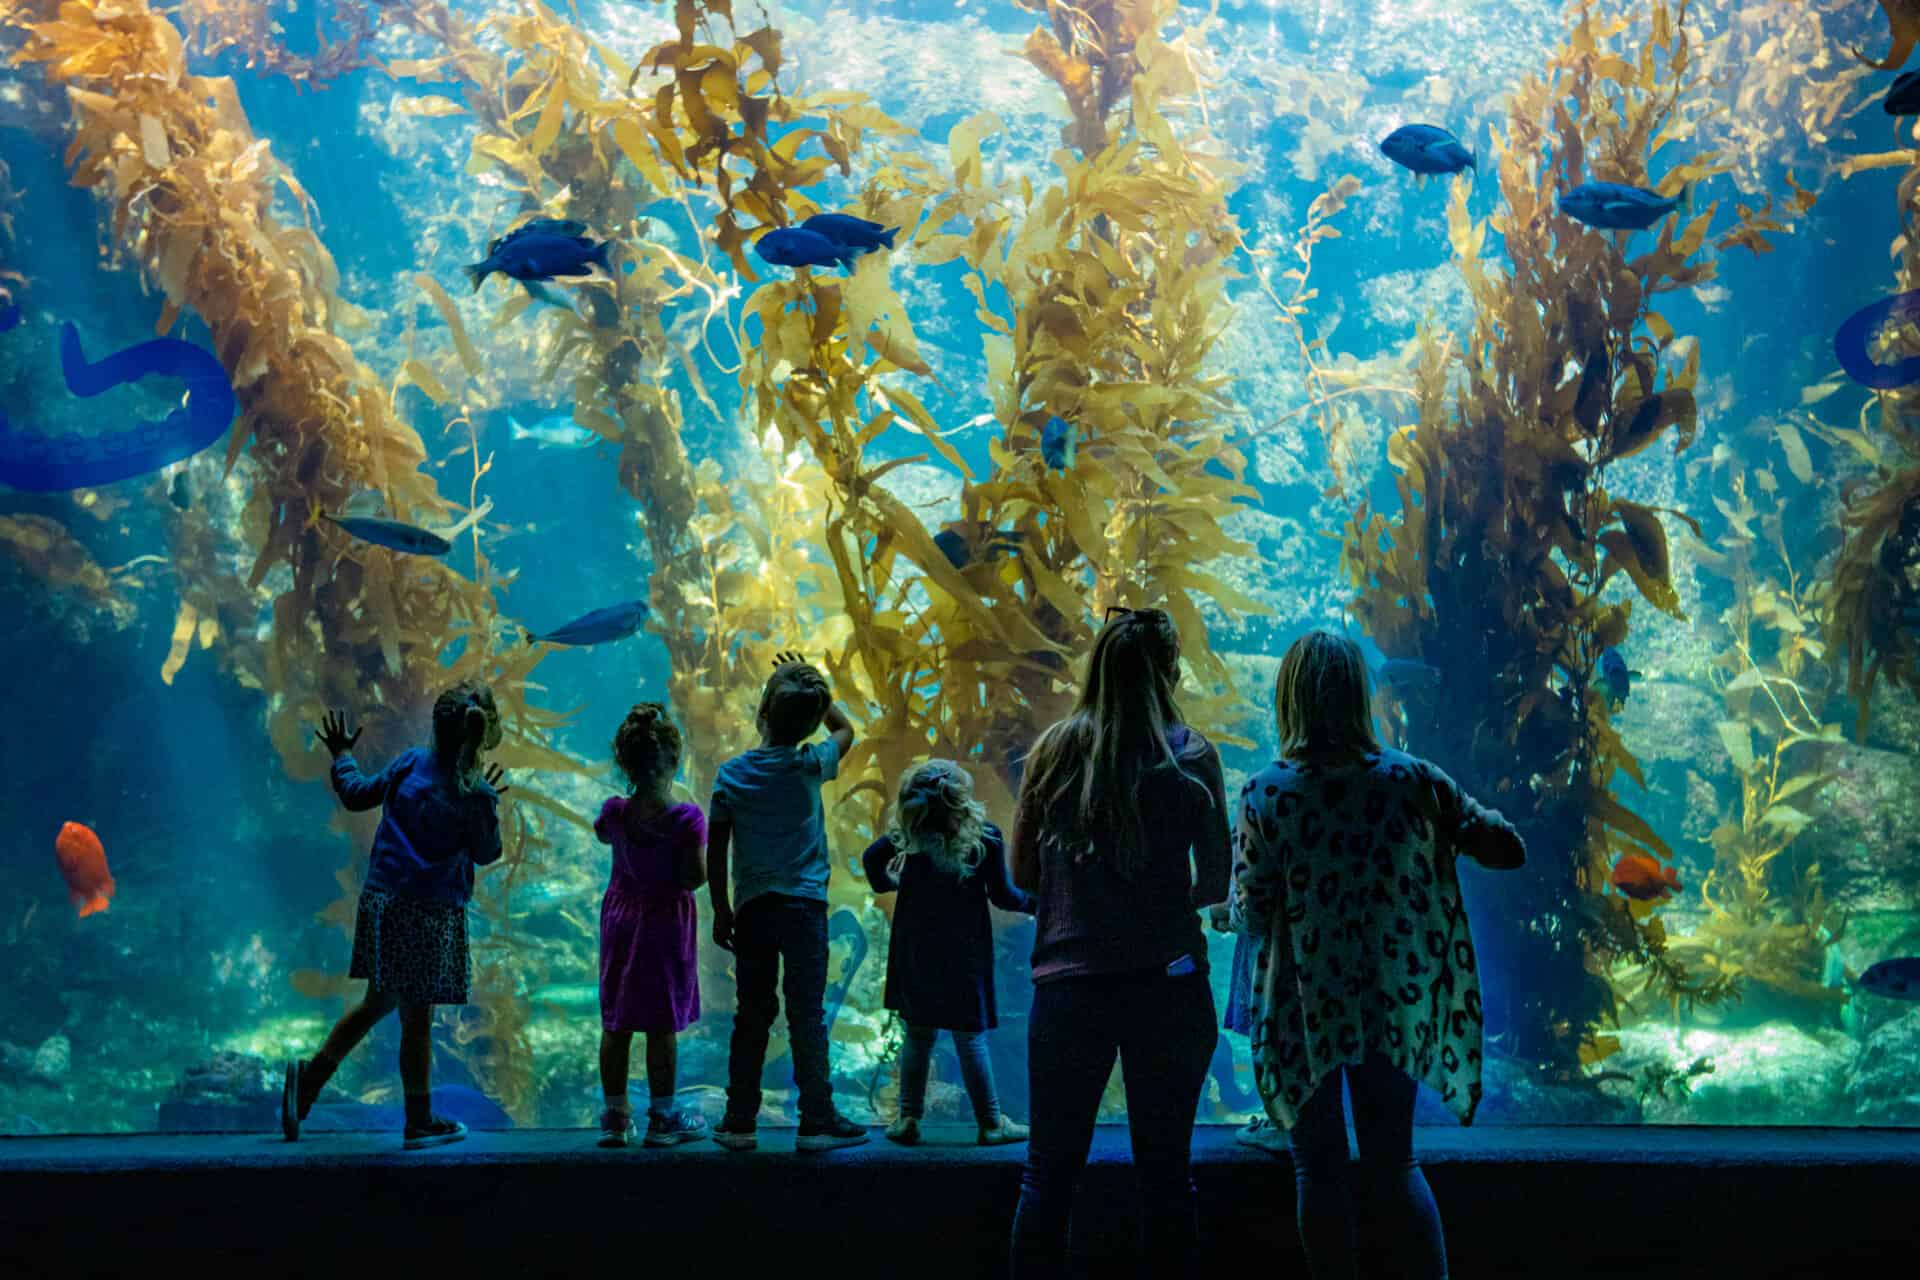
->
xmin=3 ymin=1125 xmax=1917 ymax=1277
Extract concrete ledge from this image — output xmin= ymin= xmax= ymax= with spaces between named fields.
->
xmin=2 ymin=1126 xmax=1916 ymax=1277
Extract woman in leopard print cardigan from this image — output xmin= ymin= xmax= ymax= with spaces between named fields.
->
xmin=1230 ymin=630 xmax=1524 ymax=1280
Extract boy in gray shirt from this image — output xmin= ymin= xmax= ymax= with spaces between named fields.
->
xmin=708 ymin=654 xmax=865 ymax=1151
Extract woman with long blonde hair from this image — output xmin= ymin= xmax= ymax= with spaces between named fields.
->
xmin=1006 ymin=606 xmax=1230 ymax=1278
xmin=1234 ymin=629 xmax=1525 ymax=1279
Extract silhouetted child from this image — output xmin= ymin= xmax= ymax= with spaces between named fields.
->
xmin=595 ymin=702 xmax=709 ymax=1149
xmin=282 ymin=681 xmax=507 ymax=1150
xmin=862 ymin=760 xmax=1033 ymax=1146
xmin=707 ymin=651 xmax=865 ymax=1152
xmin=1208 ymin=897 xmax=1286 ymax=1154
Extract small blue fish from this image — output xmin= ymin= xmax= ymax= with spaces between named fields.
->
xmin=1836 ymin=291 xmax=1920 ymax=390
xmin=323 ymin=514 xmax=452 ymax=557
xmin=933 ymin=525 xmax=1024 ymax=570
xmin=755 ymin=228 xmax=859 ymax=270
xmin=802 ymin=214 xmax=898 ymax=256
xmin=1041 ymin=415 xmax=1078 ymax=471
xmin=1598 ymin=648 xmax=1641 ymax=706
xmin=1560 ymin=181 xmax=1683 ymax=231
xmin=526 ymin=599 xmax=649 ymax=647
xmin=1886 ymin=70 xmax=1920 ymax=115
xmin=465 ymin=218 xmax=612 ymax=292
xmin=1374 ymin=658 xmax=1442 ymax=694
xmin=1379 ymin=124 xmax=1474 ymax=176
xmin=1858 ymin=956 xmax=1920 ymax=999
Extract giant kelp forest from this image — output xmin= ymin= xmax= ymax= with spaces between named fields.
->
xmin=2 ymin=0 xmax=1920 ymax=1130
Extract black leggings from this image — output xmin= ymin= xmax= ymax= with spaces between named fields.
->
xmin=1009 ymin=969 xmax=1216 ymax=1277
xmin=1287 ymin=1054 xmax=1448 ymax=1280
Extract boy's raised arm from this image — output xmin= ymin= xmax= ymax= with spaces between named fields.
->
xmin=822 ymin=700 xmax=855 ymax=757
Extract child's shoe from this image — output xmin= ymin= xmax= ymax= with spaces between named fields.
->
xmin=796 ymin=1111 xmax=870 ymax=1152
xmin=597 ymin=1108 xmax=634 ymax=1149
xmin=1234 ymin=1114 xmax=1287 ymax=1154
xmin=712 ymin=1114 xmax=758 ymax=1151
xmin=280 ymin=1060 xmax=302 ymax=1142
xmin=643 ymin=1107 xmax=710 ymax=1148
xmin=403 ymin=1116 xmax=468 ymax=1150
xmin=978 ymin=1116 xmax=1029 ymax=1146
xmin=884 ymin=1116 xmax=921 ymax=1146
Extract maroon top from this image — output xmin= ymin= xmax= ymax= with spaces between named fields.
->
xmin=1022 ymin=726 xmax=1224 ymax=985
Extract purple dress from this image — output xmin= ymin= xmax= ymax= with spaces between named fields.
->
xmin=597 ymin=797 xmax=705 ymax=1034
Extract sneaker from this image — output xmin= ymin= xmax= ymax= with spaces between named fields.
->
xmin=1235 ymin=1115 xmax=1288 ymax=1154
xmin=643 ymin=1107 xmax=710 ymax=1148
xmin=796 ymin=1112 xmax=869 ymax=1153
xmin=712 ymin=1115 xmax=758 ymax=1151
xmin=280 ymin=1060 xmax=301 ymax=1142
xmin=885 ymin=1116 xmax=921 ymax=1146
xmin=598 ymin=1108 xmax=634 ymax=1149
xmin=978 ymin=1116 xmax=1029 ymax=1146
xmin=402 ymin=1116 xmax=468 ymax=1151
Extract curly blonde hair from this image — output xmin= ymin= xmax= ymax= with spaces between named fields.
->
xmin=886 ymin=759 xmax=989 ymax=879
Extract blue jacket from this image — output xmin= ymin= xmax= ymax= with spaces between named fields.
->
xmin=331 ymin=748 xmax=502 ymax=905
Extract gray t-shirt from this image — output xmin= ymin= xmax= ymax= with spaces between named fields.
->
xmin=711 ymin=737 xmax=843 ymax=909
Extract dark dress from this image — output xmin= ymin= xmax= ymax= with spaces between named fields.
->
xmin=862 ymin=824 xmax=1034 ymax=1031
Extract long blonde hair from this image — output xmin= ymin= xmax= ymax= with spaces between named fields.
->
xmin=885 ymin=759 xmax=989 ymax=879
xmin=1275 ymin=629 xmax=1380 ymax=759
xmin=1016 ymin=607 xmax=1202 ymax=880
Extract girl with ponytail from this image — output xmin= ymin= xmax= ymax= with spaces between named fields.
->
xmin=281 ymin=680 xmax=509 ymax=1151
xmin=592 ymin=702 xmax=709 ymax=1149
xmin=861 ymin=760 xmax=1034 ymax=1148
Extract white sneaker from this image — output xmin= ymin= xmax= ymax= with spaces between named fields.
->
xmin=1234 ymin=1115 xmax=1288 ymax=1154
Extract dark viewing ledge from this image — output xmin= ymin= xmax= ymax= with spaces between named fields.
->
xmin=3 ymin=1125 xmax=1917 ymax=1277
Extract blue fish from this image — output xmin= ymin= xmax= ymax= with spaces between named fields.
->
xmin=526 ymin=599 xmax=649 ymax=647
xmin=754 ymin=227 xmax=859 ymax=270
xmin=934 ymin=525 xmax=1024 ymax=569
xmin=802 ymin=213 xmax=898 ymax=256
xmin=465 ymin=218 xmax=612 ymax=292
xmin=1836 ymin=291 xmax=1920 ymax=390
xmin=1560 ymin=181 xmax=1683 ymax=231
xmin=1887 ymin=70 xmax=1920 ymax=115
xmin=1858 ymin=956 xmax=1920 ymax=999
xmin=323 ymin=514 xmax=452 ymax=557
xmin=1041 ymin=415 xmax=1078 ymax=471
xmin=1374 ymin=658 xmax=1442 ymax=694
xmin=1379 ymin=123 xmax=1474 ymax=176
xmin=0 ymin=322 xmax=236 ymax=493
xmin=1598 ymin=647 xmax=1641 ymax=706
xmin=0 ymin=302 xmax=19 ymax=332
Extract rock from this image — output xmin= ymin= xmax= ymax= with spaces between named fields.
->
xmin=28 ymin=1035 xmax=68 ymax=1084
xmin=1845 ymin=1006 xmax=1920 ymax=1125
xmin=1610 ymin=1021 xmax=1855 ymax=1124
xmin=1800 ymin=744 xmax=1920 ymax=914
xmin=171 ymin=1050 xmax=272 ymax=1103
xmin=1462 ymin=1053 xmax=1642 ymax=1125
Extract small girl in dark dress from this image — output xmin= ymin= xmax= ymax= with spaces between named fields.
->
xmin=281 ymin=681 xmax=507 ymax=1151
xmin=862 ymin=759 xmax=1034 ymax=1146
xmin=595 ymin=702 xmax=709 ymax=1148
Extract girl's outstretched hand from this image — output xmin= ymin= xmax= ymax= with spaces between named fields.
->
xmin=484 ymin=763 xmax=510 ymax=797
xmin=773 ymin=650 xmax=806 ymax=668
xmin=316 ymin=709 xmax=361 ymax=758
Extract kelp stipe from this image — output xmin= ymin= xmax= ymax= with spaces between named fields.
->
xmin=1339 ymin=0 xmax=1809 ymax=1081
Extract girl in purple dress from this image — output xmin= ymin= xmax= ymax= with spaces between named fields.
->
xmin=595 ymin=703 xmax=709 ymax=1148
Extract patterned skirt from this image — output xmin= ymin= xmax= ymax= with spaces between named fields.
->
xmin=349 ymin=887 xmax=470 ymax=1006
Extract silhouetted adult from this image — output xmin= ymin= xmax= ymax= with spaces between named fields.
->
xmin=1233 ymin=630 xmax=1526 ymax=1279
xmin=1006 ymin=606 xmax=1231 ymax=1277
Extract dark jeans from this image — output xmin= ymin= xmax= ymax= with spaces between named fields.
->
xmin=1010 ymin=969 xmax=1217 ymax=1278
xmin=725 ymin=893 xmax=833 ymax=1124
xmin=1288 ymin=1054 xmax=1448 ymax=1280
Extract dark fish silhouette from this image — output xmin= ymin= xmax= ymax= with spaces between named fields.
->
xmin=0 ymin=322 xmax=236 ymax=493
xmin=1560 ymin=181 xmax=1683 ymax=231
xmin=754 ymin=227 xmax=858 ymax=270
xmin=1599 ymin=647 xmax=1641 ymax=706
xmin=1042 ymin=415 xmax=1078 ymax=471
xmin=802 ymin=213 xmax=898 ymax=256
xmin=1374 ymin=658 xmax=1442 ymax=694
xmin=322 ymin=514 xmax=452 ymax=556
xmin=1885 ymin=70 xmax=1920 ymax=114
xmin=934 ymin=523 xmax=1025 ymax=569
xmin=1835 ymin=291 xmax=1920 ymax=390
xmin=526 ymin=599 xmax=649 ymax=647
xmin=465 ymin=218 xmax=612 ymax=292
xmin=1857 ymin=956 xmax=1920 ymax=999
xmin=1379 ymin=124 xmax=1474 ymax=176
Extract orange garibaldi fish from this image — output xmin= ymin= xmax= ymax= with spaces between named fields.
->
xmin=54 ymin=821 xmax=114 ymax=917
xmin=1610 ymin=853 xmax=1680 ymax=903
